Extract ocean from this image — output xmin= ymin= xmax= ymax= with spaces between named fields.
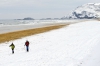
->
xmin=0 ymin=19 xmax=81 ymax=26
xmin=0 ymin=19 xmax=74 ymax=34
xmin=0 ymin=19 xmax=92 ymax=34
xmin=0 ymin=20 xmax=37 ymax=25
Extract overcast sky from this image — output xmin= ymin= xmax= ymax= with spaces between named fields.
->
xmin=0 ymin=0 xmax=100 ymax=19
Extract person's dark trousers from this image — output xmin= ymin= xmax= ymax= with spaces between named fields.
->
xmin=12 ymin=49 xmax=14 ymax=54
xmin=26 ymin=46 xmax=29 ymax=52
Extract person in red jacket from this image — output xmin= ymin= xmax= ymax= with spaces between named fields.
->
xmin=25 ymin=40 xmax=30 ymax=52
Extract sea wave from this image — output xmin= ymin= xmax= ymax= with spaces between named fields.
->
xmin=0 ymin=19 xmax=90 ymax=26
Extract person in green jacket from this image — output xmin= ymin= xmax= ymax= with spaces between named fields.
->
xmin=9 ymin=43 xmax=15 ymax=54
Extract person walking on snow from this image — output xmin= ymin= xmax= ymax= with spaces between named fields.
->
xmin=25 ymin=40 xmax=30 ymax=52
xmin=9 ymin=43 xmax=15 ymax=54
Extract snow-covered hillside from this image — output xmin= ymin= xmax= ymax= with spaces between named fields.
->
xmin=0 ymin=20 xmax=100 ymax=66
xmin=64 ymin=3 xmax=100 ymax=19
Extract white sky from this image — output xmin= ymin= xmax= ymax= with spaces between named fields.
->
xmin=0 ymin=0 xmax=100 ymax=19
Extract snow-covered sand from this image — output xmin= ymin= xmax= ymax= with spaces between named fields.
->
xmin=0 ymin=20 xmax=100 ymax=66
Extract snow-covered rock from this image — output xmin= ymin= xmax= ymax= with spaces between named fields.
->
xmin=64 ymin=3 xmax=100 ymax=19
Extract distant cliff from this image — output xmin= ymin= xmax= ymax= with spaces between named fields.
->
xmin=23 ymin=17 xmax=34 ymax=20
xmin=63 ymin=3 xmax=100 ymax=19
xmin=17 ymin=17 xmax=34 ymax=20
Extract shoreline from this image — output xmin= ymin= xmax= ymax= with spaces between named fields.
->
xmin=0 ymin=22 xmax=68 ymax=34
xmin=0 ymin=23 xmax=56 ymax=34
xmin=0 ymin=24 xmax=68 ymax=43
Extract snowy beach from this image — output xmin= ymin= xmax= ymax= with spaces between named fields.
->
xmin=0 ymin=20 xmax=100 ymax=66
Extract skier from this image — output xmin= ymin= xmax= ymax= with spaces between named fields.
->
xmin=9 ymin=43 xmax=15 ymax=54
xmin=24 ymin=40 xmax=30 ymax=52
